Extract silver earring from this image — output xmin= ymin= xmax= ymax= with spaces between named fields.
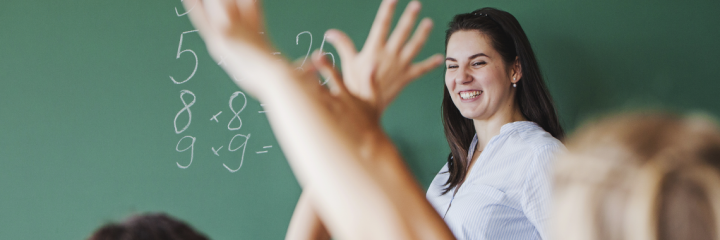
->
xmin=513 ymin=78 xmax=517 ymax=88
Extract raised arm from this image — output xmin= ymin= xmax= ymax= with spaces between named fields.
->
xmin=182 ymin=0 xmax=452 ymax=239
xmin=287 ymin=1 xmax=443 ymax=239
xmin=324 ymin=0 xmax=443 ymax=115
xmin=286 ymin=1 xmax=442 ymax=240
xmin=285 ymin=190 xmax=330 ymax=240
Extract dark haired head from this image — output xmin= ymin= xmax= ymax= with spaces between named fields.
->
xmin=88 ymin=213 xmax=209 ymax=240
xmin=441 ymin=7 xmax=565 ymax=194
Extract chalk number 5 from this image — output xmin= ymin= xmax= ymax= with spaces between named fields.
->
xmin=170 ymin=30 xmax=199 ymax=84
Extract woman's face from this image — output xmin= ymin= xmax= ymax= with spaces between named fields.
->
xmin=445 ymin=30 xmax=517 ymax=120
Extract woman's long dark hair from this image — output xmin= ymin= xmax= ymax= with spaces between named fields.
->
xmin=441 ymin=8 xmax=565 ymax=194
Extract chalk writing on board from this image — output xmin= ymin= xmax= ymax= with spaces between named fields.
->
xmin=212 ymin=146 xmax=223 ymax=156
xmin=294 ymin=31 xmax=336 ymax=85
xmin=257 ymin=145 xmax=272 ymax=154
xmin=211 ymin=111 xmax=222 ymax=122
xmin=318 ymin=34 xmax=336 ymax=85
xmin=295 ymin=31 xmax=312 ymax=71
xmin=175 ymin=0 xmax=194 ymax=17
xmin=176 ymin=135 xmax=196 ymax=168
xmin=170 ymin=30 xmax=199 ymax=84
xmin=174 ymin=90 xmax=196 ymax=134
xmin=169 ymin=7 xmax=290 ymax=172
xmin=228 ymin=91 xmax=247 ymax=131
xmin=225 ymin=133 xmax=251 ymax=172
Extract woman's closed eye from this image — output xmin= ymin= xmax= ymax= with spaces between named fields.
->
xmin=446 ymin=61 xmax=484 ymax=69
xmin=472 ymin=61 xmax=486 ymax=67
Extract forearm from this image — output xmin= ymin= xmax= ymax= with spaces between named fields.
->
xmin=264 ymin=87 xmax=403 ymax=239
xmin=367 ymin=136 xmax=454 ymax=240
xmin=180 ymin=0 xmax=451 ymax=238
xmin=271 ymin=95 xmax=451 ymax=239
xmin=262 ymin=79 xmax=447 ymax=239
xmin=286 ymin=191 xmax=330 ymax=240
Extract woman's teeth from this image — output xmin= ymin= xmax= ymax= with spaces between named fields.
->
xmin=460 ymin=91 xmax=481 ymax=99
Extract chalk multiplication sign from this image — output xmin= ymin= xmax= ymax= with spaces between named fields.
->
xmin=170 ymin=1 xmax=270 ymax=173
xmin=169 ymin=0 xmax=336 ymax=173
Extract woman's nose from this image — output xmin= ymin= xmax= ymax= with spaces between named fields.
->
xmin=456 ymin=67 xmax=473 ymax=85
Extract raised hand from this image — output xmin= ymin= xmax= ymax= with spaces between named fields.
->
xmin=182 ymin=1 xmax=453 ymax=239
xmin=182 ymin=0 xmax=384 ymax=168
xmin=182 ymin=0 xmax=290 ymax=101
xmin=324 ymin=0 xmax=443 ymax=116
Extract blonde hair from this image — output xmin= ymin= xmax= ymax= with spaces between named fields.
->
xmin=552 ymin=113 xmax=720 ymax=240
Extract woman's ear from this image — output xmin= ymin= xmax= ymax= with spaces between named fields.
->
xmin=511 ymin=56 xmax=522 ymax=84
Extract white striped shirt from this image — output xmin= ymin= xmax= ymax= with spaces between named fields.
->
xmin=427 ymin=121 xmax=563 ymax=240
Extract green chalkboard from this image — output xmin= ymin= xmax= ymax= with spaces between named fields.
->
xmin=1 ymin=0 xmax=719 ymax=239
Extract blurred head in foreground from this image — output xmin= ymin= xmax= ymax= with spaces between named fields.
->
xmin=553 ymin=113 xmax=720 ymax=240
xmin=88 ymin=213 xmax=209 ymax=240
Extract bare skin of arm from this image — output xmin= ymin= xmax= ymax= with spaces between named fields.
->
xmin=286 ymin=191 xmax=330 ymax=240
xmin=285 ymin=0 xmax=443 ymax=239
xmin=182 ymin=0 xmax=451 ymax=239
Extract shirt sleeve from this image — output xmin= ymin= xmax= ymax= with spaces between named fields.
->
xmin=521 ymin=143 xmax=562 ymax=240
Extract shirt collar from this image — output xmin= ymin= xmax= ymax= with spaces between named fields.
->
xmin=467 ymin=121 xmax=539 ymax=162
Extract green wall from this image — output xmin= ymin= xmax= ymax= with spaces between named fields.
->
xmin=1 ymin=0 xmax=718 ymax=239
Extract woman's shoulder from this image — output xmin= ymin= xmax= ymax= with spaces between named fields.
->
xmin=503 ymin=121 xmax=564 ymax=154
xmin=427 ymin=162 xmax=451 ymax=199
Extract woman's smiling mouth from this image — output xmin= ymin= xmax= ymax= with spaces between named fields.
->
xmin=460 ymin=90 xmax=482 ymax=100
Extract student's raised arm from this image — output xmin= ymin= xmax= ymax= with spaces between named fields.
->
xmin=182 ymin=0 xmax=452 ymax=239
xmin=285 ymin=190 xmax=330 ymax=240
xmin=286 ymin=1 xmax=443 ymax=239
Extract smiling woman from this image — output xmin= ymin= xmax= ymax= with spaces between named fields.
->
xmin=426 ymin=8 xmax=565 ymax=240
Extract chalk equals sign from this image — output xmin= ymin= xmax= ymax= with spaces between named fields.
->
xmin=256 ymin=145 xmax=272 ymax=154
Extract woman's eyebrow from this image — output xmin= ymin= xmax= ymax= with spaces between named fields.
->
xmin=445 ymin=53 xmax=488 ymax=61
xmin=468 ymin=53 xmax=488 ymax=59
